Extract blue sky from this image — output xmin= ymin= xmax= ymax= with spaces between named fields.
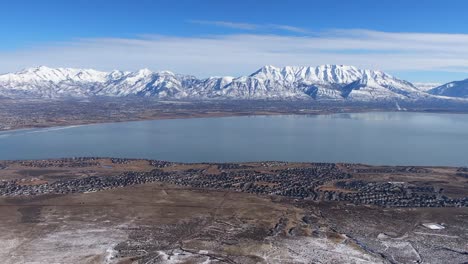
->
xmin=1 ymin=0 xmax=468 ymax=82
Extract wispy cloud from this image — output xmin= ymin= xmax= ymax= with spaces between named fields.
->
xmin=269 ymin=24 xmax=311 ymax=34
xmin=189 ymin=20 xmax=258 ymax=30
xmin=188 ymin=20 xmax=311 ymax=34
xmin=1 ymin=29 xmax=468 ymax=82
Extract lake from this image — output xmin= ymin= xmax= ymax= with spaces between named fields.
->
xmin=1 ymin=112 xmax=467 ymax=166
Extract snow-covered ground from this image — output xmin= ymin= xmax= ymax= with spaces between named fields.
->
xmin=0 ymin=225 xmax=128 ymax=264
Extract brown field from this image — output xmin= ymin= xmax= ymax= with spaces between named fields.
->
xmin=0 ymin=159 xmax=466 ymax=264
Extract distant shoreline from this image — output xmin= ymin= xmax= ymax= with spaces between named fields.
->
xmin=2 ymin=108 xmax=468 ymax=133
xmin=2 ymin=98 xmax=468 ymax=132
xmin=0 ymin=111 xmax=300 ymax=132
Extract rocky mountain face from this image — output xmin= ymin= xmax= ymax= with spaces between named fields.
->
xmin=0 ymin=65 xmax=460 ymax=101
xmin=429 ymin=79 xmax=468 ymax=98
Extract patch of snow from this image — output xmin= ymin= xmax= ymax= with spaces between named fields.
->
xmin=422 ymin=223 xmax=445 ymax=230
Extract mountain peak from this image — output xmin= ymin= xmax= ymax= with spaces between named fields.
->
xmin=251 ymin=65 xmax=279 ymax=74
xmin=157 ymin=70 xmax=175 ymax=76
xmin=20 ymin=65 xmax=54 ymax=74
xmin=0 ymin=65 xmax=451 ymax=100
xmin=136 ymin=68 xmax=153 ymax=75
xmin=34 ymin=65 xmax=52 ymax=70
xmin=262 ymin=65 xmax=278 ymax=70
xmin=250 ymin=64 xmax=384 ymax=84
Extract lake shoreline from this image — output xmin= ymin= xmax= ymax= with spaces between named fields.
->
xmin=2 ymin=108 xmax=468 ymax=133
xmin=3 ymin=98 xmax=468 ymax=132
xmin=0 ymin=109 xmax=357 ymax=132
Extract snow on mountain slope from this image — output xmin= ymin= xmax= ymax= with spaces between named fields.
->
xmin=414 ymin=82 xmax=441 ymax=91
xmin=95 ymin=70 xmax=187 ymax=97
xmin=0 ymin=65 xmax=441 ymax=100
xmin=428 ymin=79 xmax=468 ymax=98
xmin=231 ymin=65 xmax=423 ymax=100
xmin=0 ymin=66 xmax=108 ymax=83
xmin=0 ymin=66 xmax=108 ymax=98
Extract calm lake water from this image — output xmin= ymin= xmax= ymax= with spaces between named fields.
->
xmin=1 ymin=112 xmax=467 ymax=166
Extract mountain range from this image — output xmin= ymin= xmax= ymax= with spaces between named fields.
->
xmin=0 ymin=65 xmax=466 ymax=101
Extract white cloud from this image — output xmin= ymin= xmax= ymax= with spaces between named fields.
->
xmin=189 ymin=20 xmax=259 ymax=30
xmin=269 ymin=24 xmax=311 ymax=34
xmin=188 ymin=20 xmax=311 ymax=34
xmin=1 ymin=29 xmax=468 ymax=80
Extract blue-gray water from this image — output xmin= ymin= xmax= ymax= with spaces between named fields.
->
xmin=1 ymin=112 xmax=467 ymax=166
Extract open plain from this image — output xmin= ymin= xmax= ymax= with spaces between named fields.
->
xmin=0 ymin=158 xmax=466 ymax=263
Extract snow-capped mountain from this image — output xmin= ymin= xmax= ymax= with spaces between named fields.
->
xmin=0 ymin=65 xmax=446 ymax=100
xmin=0 ymin=66 xmax=108 ymax=98
xmin=236 ymin=65 xmax=424 ymax=100
xmin=428 ymin=79 xmax=468 ymax=98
